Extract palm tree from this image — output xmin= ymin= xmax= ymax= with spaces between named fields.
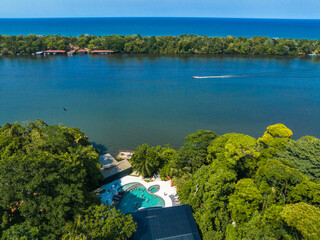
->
xmin=62 ymin=215 xmax=87 ymax=240
xmin=131 ymin=144 xmax=161 ymax=178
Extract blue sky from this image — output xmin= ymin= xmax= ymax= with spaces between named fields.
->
xmin=0 ymin=0 xmax=319 ymax=19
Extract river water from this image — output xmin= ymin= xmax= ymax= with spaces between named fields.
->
xmin=1 ymin=54 xmax=320 ymax=154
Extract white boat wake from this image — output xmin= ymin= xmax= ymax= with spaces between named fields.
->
xmin=192 ymin=75 xmax=236 ymax=79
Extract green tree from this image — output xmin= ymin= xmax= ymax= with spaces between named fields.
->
xmin=130 ymin=144 xmax=163 ymax=177
xmin=207 ymin=133 xmax=259 ymax=177
xmin=257 ymin=123 xmax=293 ymax=164
xmin=179 ymin=130 xmax=217 ymax=169
xmin=0 ymin=152 xmax=96 ymax=239
xmin=281 ymin=202 xmax=320 ymax=240
xmin=62 ymin=215 xmax=87 ymax=240
xmin=0 ymin=120 xmax=102 ymax=239
xmin=277 ymin=136 xmax=320 ymax=181
xmin=1 ymin=222 xmax=39 ymax=240
xmin=228 ymin=179 xmax=262 ymax=223
xmin=81 ymin=205 xmax=136 ymax=240
xmin=178 ymin=163 xmax=237 ymax=239
xmin=258 ymin=123 xmax=293 ymax=150
xmin=256 ymin=159 xmax=304 ymax=205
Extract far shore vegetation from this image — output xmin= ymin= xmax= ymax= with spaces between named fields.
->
xmin=1 ymin=34 xmax=320 ymax=56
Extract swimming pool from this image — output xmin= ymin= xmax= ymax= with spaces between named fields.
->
xmin=117 ymin=183 xmax=165 ymax=214
xmin=118 ymin=182 xmax=138 ymax=192
xmin=148 ymin=185 xmax=160 ymax=193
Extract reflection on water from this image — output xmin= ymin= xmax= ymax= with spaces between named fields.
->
xmin=1 ymin=55 xmax=320 ymax=154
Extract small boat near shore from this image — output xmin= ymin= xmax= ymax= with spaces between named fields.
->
xmin=192 ymin=75 xmax=235 ymax=79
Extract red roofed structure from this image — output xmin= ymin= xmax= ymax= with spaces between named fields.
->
xmin=67 ymin=50 xmax=76 ymax=56
xmin=78 ymin=48 xmax=89 ymax=54
xmin=44 ymin=50 xmax=66 ymax=54
xmin=91 ymin=50 xmax=114 ymax=54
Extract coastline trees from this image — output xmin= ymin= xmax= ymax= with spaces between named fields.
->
xmin=154 ymin=123 xmax=320 ymax=240
xmin=0 ymin=120 xmax=136 ymax=240
xmin=1 ymin=34 xmax=320 ymax=56
xmin=2 ymin=120 xmax=320 ymax=239
xmin=158 ymin=130 xmax=217 ymax=180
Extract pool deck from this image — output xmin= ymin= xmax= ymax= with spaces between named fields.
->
xmin=99 ymin=175 xmax=178 ymax=208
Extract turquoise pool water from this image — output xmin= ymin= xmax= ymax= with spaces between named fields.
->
xmin=118 ymin=182 xmax=138 ymax=192
xmin=148 ymin=185 xmax=160 ymax=193
xmin=117 ymin=183 xmax=164 ymax=214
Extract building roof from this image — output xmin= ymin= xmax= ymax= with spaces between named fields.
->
xmin=91 ymin=50 xmax=114 ymax=53
xmin=99 ymin=153 xmax=132 ymax=183
xmin=131 ymin=205 xmax=201 ymax=240
xmin=100 ymin=160 xmax=131 ymax=179
xmin=78 ymin=48 xmax=88 ymax=52
xmin=99 ymin=153 xmax=118 ymax=168
xmin=44 ymin=50 xmax=66 ymax=53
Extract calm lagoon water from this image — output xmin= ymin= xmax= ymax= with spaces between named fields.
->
xmin=1 ymin=18 xmax=320 ymax=39
xmin=1 ymin=54 xmax=320 ymax=154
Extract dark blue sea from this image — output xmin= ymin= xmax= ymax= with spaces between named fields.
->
xmin=1 ymin=17 xmax=320 ymax=39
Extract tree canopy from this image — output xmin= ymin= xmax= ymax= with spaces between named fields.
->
xmin=62 ymin=205 xmax=136 ymax=240
xmin=0 ymin=120 xmax=136 ymax=239
xmin=130 ymin=144 xmax=163 ymax=177
xmin=1 ymin=34 xmax=320 ymax=56
xmin=139 ymin=123 xmax=320 ymax=240
xmin=277 ymin=136 xmax=320 ymax=181
xmin=2 ymin=120 xmax=320 ymax=239
xmin=280 ymin=202 xmax=320 ymax=240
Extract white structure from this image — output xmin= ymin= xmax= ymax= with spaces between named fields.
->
xmin=116 ymin=150 xmax=134 ymax=160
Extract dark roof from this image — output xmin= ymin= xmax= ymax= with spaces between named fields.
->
xmin=131 ymin=205 xmax=201 ymax=240
xmin=98 ymin=154 xmax=132 ymax=184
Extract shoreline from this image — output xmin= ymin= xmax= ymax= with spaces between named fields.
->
xmin=0 ymin=52 xmax=319 ymax=59
xmin=1 ymin=34 xmax=320 ymax=57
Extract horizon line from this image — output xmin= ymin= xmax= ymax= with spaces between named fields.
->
xmin=1 ymin=16 xmax=320 ymax=20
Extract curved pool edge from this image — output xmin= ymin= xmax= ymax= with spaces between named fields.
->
xmin=148 ymin=184 xmax=160 ymax=193
xmin=119 ymin=176 xmax=177 ymax=208
xmin=117 ymin=183 xmax=165 ymax=213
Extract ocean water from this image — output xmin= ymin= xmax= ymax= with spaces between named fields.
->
xmin=0 ymin=18 xmax=320 ymax=39
xmin=1 ymin=55 xmax=320 ymax=154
